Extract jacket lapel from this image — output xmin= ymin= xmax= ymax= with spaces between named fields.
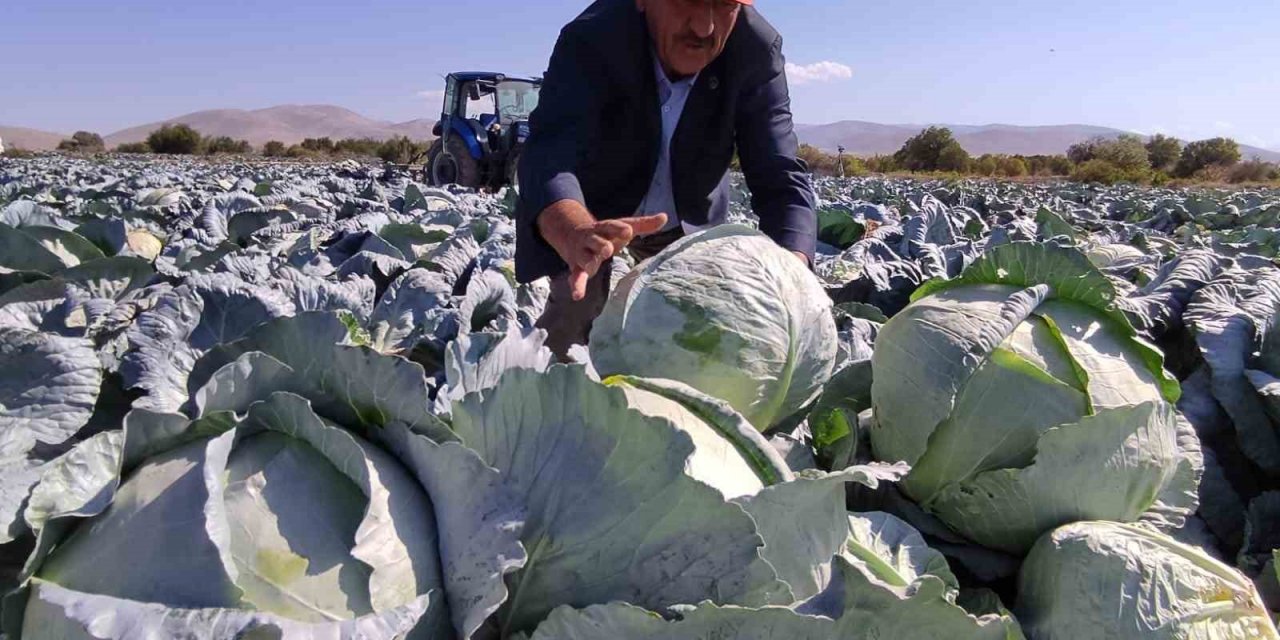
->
xmin=670 ymin=54 xmax=727 ymax=209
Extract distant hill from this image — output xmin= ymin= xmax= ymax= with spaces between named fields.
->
xmin=0 ymin=126 xmax=67 ymax=152
xmin=102 ymin=105 xmax=436 ymax=148
xmin=794 ymin=121 xmax=1280 ymax=163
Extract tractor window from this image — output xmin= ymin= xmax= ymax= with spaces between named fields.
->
xmin=464 ymin=85 xmax=497 ymax=121
xmin=442 ymin=79 xmax=458 ymax=120
xmin=496 ymin=81 xmax=539 ymax=124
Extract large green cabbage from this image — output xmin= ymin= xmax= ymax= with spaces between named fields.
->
xmin=590 ymin=225 xmax=837 ymax=431
xmin=1017 ymin=521 xmax=1279 ymax=639
xmin=870 ymin=243 xmax=1200 ymax=553
xmin=7 ymin=313 xmax=525 ymax=640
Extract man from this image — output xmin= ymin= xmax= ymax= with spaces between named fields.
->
xmin=516 ymin=0 xmax=817 ymax=356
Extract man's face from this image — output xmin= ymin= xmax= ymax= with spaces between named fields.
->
xmin=637 ymin=0 xmax=741 ymax=79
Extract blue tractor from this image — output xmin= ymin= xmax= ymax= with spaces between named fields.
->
xmin=427 ymin=72 xmax=542 ymax=191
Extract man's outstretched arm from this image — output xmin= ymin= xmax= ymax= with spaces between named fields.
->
xmin=518 ymin=29 xmax=668 ymax=298
xmin=733 ymin=34 xmax=818 ymax=265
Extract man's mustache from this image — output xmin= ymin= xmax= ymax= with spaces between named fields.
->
xmin=677 ymin=33 xmax=715 ymax=48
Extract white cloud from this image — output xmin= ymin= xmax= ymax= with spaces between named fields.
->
xmin=416 ymin=89 xmax=446 ymax=101
xmin=785 ymin=61 xmax=853 ymax=86
xmin=1213 ymin=120 xmax=1235 ymax=131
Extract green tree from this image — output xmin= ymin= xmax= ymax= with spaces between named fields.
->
xmin=1176 ymin=137 xmax=1242 ymax=177
xmin=1144 ymin=134 xmax=1182 ymax=172
xmin=114 ymin=142 xmax=150 ymax=154
xmin=1066 ymin=135 xmax=1150 ymax=181
xmin=262 ymin=140 xmax=287 ymax=157
xmin=56 ymin=131 xmax=105 ymax=153
xmin=146 ymin=124 xmax=203 ymax=155
xmin=893 ymin=127 xmax=970 ymax=172
xmin=1093 ymin=134 xmax=1151 ymax=173
xmin=1066 ymin=138 xmax=1102 ymax=165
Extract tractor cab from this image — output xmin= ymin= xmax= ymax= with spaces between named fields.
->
xmin=427 ymin=72 xmax=541 ymax=191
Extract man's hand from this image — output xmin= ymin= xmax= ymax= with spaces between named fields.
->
xmin=537 ymin=200 xmax=668 ymax=301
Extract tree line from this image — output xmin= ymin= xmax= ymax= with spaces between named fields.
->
xmin=29 ymin=124 xmax=1280 ymax=187
xmin=793 ymin=127 xmax=1279 ymax=185
xmin=48 ymin=124 xmax=432 ymax=165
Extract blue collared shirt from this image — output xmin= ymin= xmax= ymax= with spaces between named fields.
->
xmin=637 ymin=51 xmax=698 ymax=233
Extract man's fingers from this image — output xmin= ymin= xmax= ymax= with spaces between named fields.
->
xmin=618 ymin=213 xmax=669 ymax=236
xmin=569 ymin=268 xmax=589 ymax=302
xmin=577 ymin=235 xmax=613 ymax=268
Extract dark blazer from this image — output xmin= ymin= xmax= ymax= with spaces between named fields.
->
xmin=514 ymin=0 xmax=817 ymax=283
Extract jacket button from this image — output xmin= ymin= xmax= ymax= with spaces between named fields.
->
xmin=709 ymin=77 xmax=719 ymax=90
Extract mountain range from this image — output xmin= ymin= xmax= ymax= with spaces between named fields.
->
xmin=5 ymin=105 xmax=1278 ymax=162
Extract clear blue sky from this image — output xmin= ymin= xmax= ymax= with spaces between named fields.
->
xmin=3 ymin=0 xmax=1277 ymax=150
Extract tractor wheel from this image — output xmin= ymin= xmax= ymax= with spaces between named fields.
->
xmin=424 ymin=139 xmax=443 ymax=184
xmin=429 ymin=136 xmax=481 ymax=189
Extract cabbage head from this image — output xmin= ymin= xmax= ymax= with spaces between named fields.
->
xmin=7 ymin=313 xmax=525 ymax=640
xmin=1017 ymin=521 xmax=1279 ymax=639
xmin=590 ymin=225 xmax=837 ymax=431
xmin=870 ymin=243 xmax=1199 ymax=554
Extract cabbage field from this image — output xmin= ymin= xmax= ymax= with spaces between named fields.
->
xmin=0 ymin=155 xmax=1278 ymax=639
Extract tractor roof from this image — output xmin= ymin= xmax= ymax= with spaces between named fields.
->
xmin=448 ymin=71 xmax=541 ymax=84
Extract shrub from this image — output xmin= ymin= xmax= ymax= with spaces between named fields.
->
xmin=972 ymin=155 xmax=999 ymax=177
xmin=1144 ymin=134 xmax=1182 ymax=172
xmin=0 ymin=146 xmax=36 ymax=159
xmin=797 ymin=144 xmax=839 ymax=176
xmin=1047 ymin=155 xmax=1074 ymax=176
xmin=300 ymin=137 xmax=336 ymax=154
xmin=261 ymin=140 xmax=287 ymax=157
xmin=1176 ymin=137 xmax=1242 ymax=177
xmin=1068 ymin=136 xmax=1151 ymax=177
xmin=840 ymin=155 xmax=868 ymax=177
xmin=893 ymin=127 xmax=971 ymax=172
xmin=1071 ymin=159 xmax=1127 ymax=185
xmin=284 ymin=144 xmax=321 ymax=159
xmin=145 ymin=124 xmax=203 ymax=155
xmin=333 ymin=138 xmax=383 ymax=157
xmin=376 ymin=137 xmax=431 ymax=164
xmin=997 ymin=156 xmax=1029 ymax=177
xmin=114 ymin=142 xmax=151 ymax=154
xmin=203 ymin=136 xmax=252 ymax=155
xmin=864 ymin=154 xmax=900 ymax=173
xmin=1226 ymin=158 xmax=1280 ymax=184
xmin=56 ymin=131 xmax=105 ymax=153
